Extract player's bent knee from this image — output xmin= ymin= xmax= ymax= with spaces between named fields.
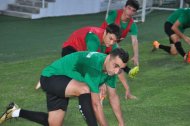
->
xmin=79 ymin=85 xmax=90 ymax=94
xmin=48 ymin=110 xmax=64 ymax=126
xmin=170 ymin=51 xmax=178 ymax=55
xmin=170 ymin=49 xmax=178 ymax=55
xmin=48 ymin=118 xmax=63 ymax=126
xmin=170 ymin=45 xmax=178 ymax=55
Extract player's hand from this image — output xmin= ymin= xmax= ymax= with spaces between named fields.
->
xmin=118 ymin=122 xmax=125 ymax=126
xmin=131 ymin=56 xmax=139 ymax=66
xmin=125 ymin=91 xmax=137 ymax=100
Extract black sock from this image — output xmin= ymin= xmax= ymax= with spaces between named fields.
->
xmin=175 ymin=42 xmax=186 ymax=57
xmin=78 ymin=93 xmax=98 ymax=126
xmin=123 ymin=66 xmax=131 ymax=74
xmin=20 ymin=109 xmax=49 ymax=126
xmin=159 ymin=44 xmax=171 ymax=53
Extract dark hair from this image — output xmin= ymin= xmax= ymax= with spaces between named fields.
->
xmin=110 ymin=48 xmax=129 ymax=63
xmin=106 ymin=23 xmax=121 ymax=40
xmin=125 ymin=0 xmax=140 ymax=10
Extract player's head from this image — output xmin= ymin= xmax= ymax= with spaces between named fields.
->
xmin=103 ymin=23 xmax=121 ymax=47
xmin=110 ymin=48 xmax=129 ymax=63
xmin=106 ymin=23 xmax=121 ymax=40
xmin=123 ymin=0 xmax=139 ymax=18
xmin=125 ymin=0 xmax=139 ymax=10
xmin=104 ymin=48 xmax=129 ymax=76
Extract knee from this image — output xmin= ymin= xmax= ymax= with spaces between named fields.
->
xmin=48 ymin=118 xmax=63 ymax=126
xmin=170 ymin=48 xmax=178 ymax=55
xmin=48 ymin=118 xmax=56 ymax=126
xmin=171 ymin=52 xmax=178 ymax=55
xmin=79 ymin=85 xmax=90 ymax=94
xmin=170 ymin=45 xmax=178 ymax=55
xmin=48 ymin=112 xmax=64 ymax=126
xmin=170 ymin=34 xmax=180 ymax=42
xmin=48 ymin=118 xmax=54 ymax=126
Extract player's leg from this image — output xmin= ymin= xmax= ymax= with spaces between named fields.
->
xmin=65 ymin=79 xmax=98 ymax=126
xmin=0 ymin=102 xmax=49 ymax=125
xmin=41 ymin=75 xmax=71 ymax=126
xmin=168 ymin=34 xmax=190 ymax=63
xmin=153 ymin=22 xmax=172 ymax=53
xmin=45 ymin=93 xmax=67 ymax=126
xmin=156 ymin=40 xmax=171 ymax=54
xmin=171 ymin=34 xmax=186 ymax=57
xmin=41 ymin=75 xmax=98 ymax=126
xmin=170 ymin=43 xmax=178 ymax=55
xmin=165 ymin=21 xmax=186 ymax=57
xmin=0 ymin=75 xmax=70 ymax=125
xmin=19 ymin=109 xmax=49 ymax=125
xmin=48 ymin=109 xmax=65 ymax=126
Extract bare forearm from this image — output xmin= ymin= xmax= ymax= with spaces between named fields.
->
xmin=131 ymin=36 xmax=139 ymax=65
xmin=91 ymin=93 xmax=108 ymax=126
xmin=109 ymin=94 xmax=125 ymax=125
xmin=93 ymin=104 xmax=108 ymax=126
xmin=131 ymin=36 xmax=139 ymax=58
xmin=118 ymin=72 xmax=129 ymax=91
xmin=172 ymin=25 xmax=185 ymax=39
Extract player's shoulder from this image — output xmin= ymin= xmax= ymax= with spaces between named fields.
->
xmin=86 ymin=52 xmax=106 ymax=59
xmin=108 ymin=10 xmax=117 ymax=15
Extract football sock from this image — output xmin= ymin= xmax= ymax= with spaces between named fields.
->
xmin=12 ymin=109 xmax=21 ymax=117
xmin=159 ymin=45 xmax=171 ymax=53
xmin=175 ymin=42 xmax=186 ymax=57
xmin=19 ymin=109 xmax=49 ymax=126
xmin=78 ymin=93 xmax=98 ymax=126
xmin=123 ymin=66 xmax=131 ymax=74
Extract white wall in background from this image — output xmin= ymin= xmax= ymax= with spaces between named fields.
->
xmin=0 ymin=0 xmax=15 ymax=10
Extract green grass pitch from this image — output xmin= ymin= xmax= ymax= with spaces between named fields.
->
xmin=0 ymin=10 xmax=190 ymax=126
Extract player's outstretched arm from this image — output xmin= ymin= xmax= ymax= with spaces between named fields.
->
xmin=107 ymin=86 xmax=125 ymax=126
xmin=172 ymin=20 xmax=190 ymax=45
xmin=91 ymin=92 xmax=108 ymax=126
xmin=118 ymin=71 xmax=137 ymax=100
xmin=131 ymin=35 xmax=139 ymax=66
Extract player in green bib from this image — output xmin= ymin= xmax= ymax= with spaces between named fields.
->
xmin=101 ymin=0 xmax=139 ymax=66
xmin=100 ymin=0 xmax=140 ymax=100
xmin=153 ymin=8 xmax=190 ymax=63
xmin=0 ymin=48 xmax=129 ymax=126
xmin=35 ymin=23 xmax=121 ymax=90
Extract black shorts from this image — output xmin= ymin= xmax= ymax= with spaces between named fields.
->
xmin=61 ymin=46 xmax=76 ymax=57
xmin=164 ymin=22 xmax=175 ymax=44
xmin=40 ymin=75 xmax=72 ymax=111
